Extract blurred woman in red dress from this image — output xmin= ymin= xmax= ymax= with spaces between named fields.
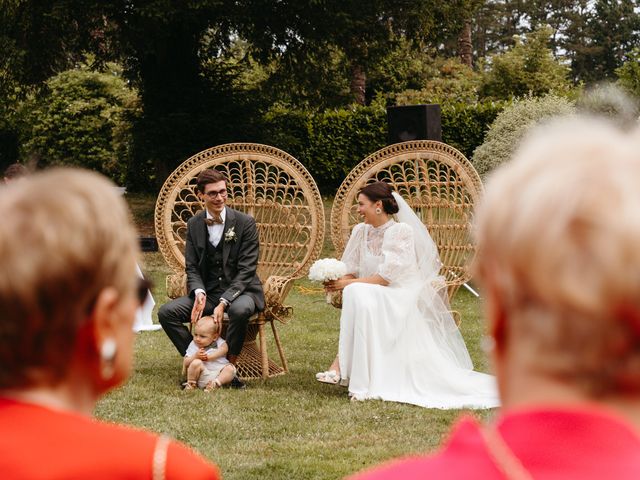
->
xmin=0 ymin=168 xmax=220 ymax=479
xmin=351 ymin=117 xmax=640 ymax=479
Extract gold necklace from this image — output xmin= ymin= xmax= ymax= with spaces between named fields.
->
xmin=480 ymin=425 xmax=534 ymax=480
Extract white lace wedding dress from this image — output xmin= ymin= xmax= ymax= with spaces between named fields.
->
xmin=338 ymin=219 xmax=499 ymax=409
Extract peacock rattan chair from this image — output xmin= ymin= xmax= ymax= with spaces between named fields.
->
xmin=331 ymin=140 xmax=483 ymax=301
xmin=155 ymin=143 xmax=325 ymax=379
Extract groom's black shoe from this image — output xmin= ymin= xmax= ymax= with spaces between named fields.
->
xmin=230 ymin=376 xmax=246 ymax=390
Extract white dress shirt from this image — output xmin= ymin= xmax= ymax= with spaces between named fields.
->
xmin=206 ymin=207 xmax=226 ymax=247
xmin=194 ymin=207 xmax=226 ymax=299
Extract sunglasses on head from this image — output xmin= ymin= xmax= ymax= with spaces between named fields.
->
xmin=137 ymin=277 xmax=153 ymax=305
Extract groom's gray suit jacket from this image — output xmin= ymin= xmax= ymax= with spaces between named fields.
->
xmin=185 ymin=208 xmax=265 ymax=311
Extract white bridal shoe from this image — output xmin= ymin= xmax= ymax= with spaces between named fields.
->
xmin=316 ymin=370 xmax=348 ymax=386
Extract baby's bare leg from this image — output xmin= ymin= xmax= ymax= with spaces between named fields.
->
xmin=186 ymin=359 xmax=204 ymax=388
xmin=215 ymin=364 xmax=236 ymax=387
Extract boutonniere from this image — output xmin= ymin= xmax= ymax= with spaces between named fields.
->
xmin=224 ymin=226 xmax=236 ymax=243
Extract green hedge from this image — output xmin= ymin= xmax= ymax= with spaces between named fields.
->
xmin=441 ymin=101 xmax=509 ymax=160
xmin=262 ymin=104 xmax=386 ymax=193
xmin=262 ymin=101 xmax=507 ymax=193
xmin=15 ymin=67 xmax=505 ymax=193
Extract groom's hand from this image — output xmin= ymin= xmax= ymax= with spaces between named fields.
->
xmin=191 ymin=292 xmax=206 ymax=324
xmin=212 ymin=302 xmax=225 ymax=327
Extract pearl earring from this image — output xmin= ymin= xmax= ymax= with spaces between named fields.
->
xmin=100 ymin=338 xmax=117 ymax=380
xmin=480 ymin=335 xmax=496 ymax=353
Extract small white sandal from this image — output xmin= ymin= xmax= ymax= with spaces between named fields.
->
xmin=316 ymin=370 xmax=340 ymax=385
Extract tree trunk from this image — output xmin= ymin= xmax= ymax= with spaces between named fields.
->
xmin=350 ymin=63 xmax=366 ymax=105
xmin=458 ymin=19 xmax=473 ymax=67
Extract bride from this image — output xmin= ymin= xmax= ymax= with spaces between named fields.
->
xmin=317 ymin=181 xmax=499 ymax=409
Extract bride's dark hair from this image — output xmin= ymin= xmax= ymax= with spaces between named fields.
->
xmin=359 ymin=181 xmax=399 ymax=215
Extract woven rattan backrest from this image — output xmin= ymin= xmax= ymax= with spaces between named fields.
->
xmin=155 ymin=143 xmax=325 ymax=283
xmin=331 ymin=141 xmax=483 ymax=298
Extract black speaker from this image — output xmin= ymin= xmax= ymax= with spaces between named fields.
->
xmin=386 ymin=104 xmax=442 ymax=145
xmin=139 ymin=236 xmax=158 ymax=252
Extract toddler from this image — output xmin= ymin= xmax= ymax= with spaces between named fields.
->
xmin=183 ymin=316 xmax=236 ymax=391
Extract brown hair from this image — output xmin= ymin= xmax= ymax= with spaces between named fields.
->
xmin=0 ymin=168 xmax=139 ymax=389
xmin=359 ymin=181 xmax=399 ymax=214
xmin=3 ymin=163 xmax=28 ymax=180
xmin=196 ymin=169 xmax=227 ymax=193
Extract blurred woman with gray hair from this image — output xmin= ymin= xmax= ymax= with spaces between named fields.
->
xmin=350 ymin=117 xmax=640 ymax=479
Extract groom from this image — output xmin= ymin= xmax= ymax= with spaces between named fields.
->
xmin=158 ymin=169 xmax=265 ymax=387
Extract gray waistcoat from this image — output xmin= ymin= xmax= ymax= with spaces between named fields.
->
xmin=204 ymin=238 xmax=224 ymax=293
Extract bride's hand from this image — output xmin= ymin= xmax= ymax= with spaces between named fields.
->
xmin=325 ymin=278 xmax=350 ymax=291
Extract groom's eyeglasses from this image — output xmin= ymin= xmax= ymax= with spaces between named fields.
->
xmin=204 ymin=188 xmax=227 ymax=199
xmin=137 ymin=277 xmax=153 ymax=306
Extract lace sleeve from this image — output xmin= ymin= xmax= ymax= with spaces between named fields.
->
xmin=378 ymin=223 xmax=416 ymax=284
xmin=340 ymin=223 xmax=365 ymax=276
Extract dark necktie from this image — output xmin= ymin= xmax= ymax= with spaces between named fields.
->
xmin=205 ymin=214 xmax=223 ymax=226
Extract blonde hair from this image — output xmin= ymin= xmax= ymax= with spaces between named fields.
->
xmin=474 ymin=117 xmax=640 ymax=396
xmin=196 ymin=316 xmax=220 ymax=337
xmin=0 ymin=168 xmax=139 ymax=388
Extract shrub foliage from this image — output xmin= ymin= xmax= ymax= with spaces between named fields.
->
xmin=20 ymin=66 xmax=139 ymax=185
xmin=472 ymin=95 xmax=575 ymax=176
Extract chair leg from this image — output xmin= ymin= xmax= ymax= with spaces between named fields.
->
xmin=270 ymin=321 xmax=288 ymax=373
xmin=258 ymin=322 xmax=269 ymax=379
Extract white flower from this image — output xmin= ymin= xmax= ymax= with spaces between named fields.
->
xmin=308 ymin=258 xmax=347 ymax=282
xmin=224 ymin=227 xmax=236 ymax=242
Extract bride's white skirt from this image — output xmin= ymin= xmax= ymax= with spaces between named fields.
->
xmin=338 ymin=282 xmax=500 ymax=409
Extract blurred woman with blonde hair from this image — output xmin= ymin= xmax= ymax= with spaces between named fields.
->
xmin=0 ymin=168 xmax=219 ymax=479
xmin=351 ymin=117 xmax=640 ymax=479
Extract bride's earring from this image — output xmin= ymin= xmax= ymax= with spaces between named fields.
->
xmin=375 ymin=207 xmax=382 ymax=214
xmin=100 ymin=338 xmax=117 ymax=380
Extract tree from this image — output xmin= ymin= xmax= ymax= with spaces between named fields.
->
xmin=473 ymin=1 xmax=640 ymax=84
xmin=1 ymin=1 xmax=260 ymax=187
xmin=473 ymin=0 xmax=528 ymax=58
xmin=0 ymin=0 xmax=109 ymax=169
xmin=458 ymin=20 xmax=473 ymax=67
xmin=616 ymin=48 xmax=640 ymax=98
xmin=1 ymin=0 xmax=483 ymax=184
xmin=480 ymin=27 xmax=571 ymax=99
xmin=575 ymin=0 xmax=640 ymax=82
xmin=390 ymin=57 xmax=482 ymax=105
xmin=234 ymin=0 xmax=479 ymax=105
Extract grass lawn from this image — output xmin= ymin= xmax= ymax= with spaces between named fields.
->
xmin=96 ymin=194 xmax=497 ymax=479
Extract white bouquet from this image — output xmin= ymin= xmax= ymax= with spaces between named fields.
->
xmin=308 ymin=258 xmax=347 ymax=304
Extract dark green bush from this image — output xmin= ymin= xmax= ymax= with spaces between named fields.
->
xmin=20 ymin=66 xmax=140 ymax=185
xmin=262 ymin=100 xmax=506 ymax=193
xmin=442 ymin=100 xmax=508 ymax=159
xmin=305 ymin=106 xmax=387 ymax=192
xmin=261 ymin=107 xmax=311 ymax=162
xmin=262 ymin=104 xmax=387 ymax=193
xmin=124 ymin=98 xmax=506 ymax=193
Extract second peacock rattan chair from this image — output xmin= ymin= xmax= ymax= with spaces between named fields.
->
xmin=331 ymin=140 xmax=483 ymax=301
xmin=155 ymin=143 xmax=325 ymax=380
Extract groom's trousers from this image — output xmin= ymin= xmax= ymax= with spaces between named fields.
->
xmin=158 ymin=293 xmax=256 ymax=356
